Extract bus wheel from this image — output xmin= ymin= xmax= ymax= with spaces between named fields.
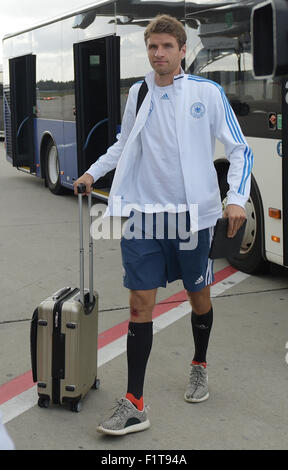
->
xmin=219 ymin=172 xmax=268 ymax=274
xmin=45 ymin=140 xmax=65 ymax=195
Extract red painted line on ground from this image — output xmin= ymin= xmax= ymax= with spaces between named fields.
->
xmin=0 ymin=371 xmax=34 ymax=405
xmin=0 ymin=265 xmax=237 ymax=406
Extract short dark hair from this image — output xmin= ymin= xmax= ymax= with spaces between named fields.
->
xmin=144 ymin=15 xmax=187 ymax=49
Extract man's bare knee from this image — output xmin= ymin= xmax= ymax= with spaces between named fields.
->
xmin=186 ymin=286 xmax=212 ymax=315
xmin=129 ymin=289 xmax=157 ymax=322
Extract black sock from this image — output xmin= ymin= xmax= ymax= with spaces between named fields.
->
xmin=191 ymin=307 xmax=213 ymax=364
xmin=126 ymin=322 xmax=153 ymax=404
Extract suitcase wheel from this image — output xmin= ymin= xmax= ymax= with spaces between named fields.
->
xmin=38 ymin=397 xmax=50 ymax=409
xmin=70 ymin=400 xmax=82 ymax=413
xmin=92 ymin=378 xmax=100 ymax=390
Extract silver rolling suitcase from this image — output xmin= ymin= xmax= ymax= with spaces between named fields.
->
xmin=30 ymin=185 xmax=99 ymax=412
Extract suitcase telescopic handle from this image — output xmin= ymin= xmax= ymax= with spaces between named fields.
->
xmin=77 ymin=184 xmax=94 ymax=306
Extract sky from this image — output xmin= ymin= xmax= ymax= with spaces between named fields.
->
xmin=0 ymin=0 xmax=95 ymax=63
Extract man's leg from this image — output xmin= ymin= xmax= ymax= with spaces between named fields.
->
xmin=186 ymin=285 xmax=213 ymax=365
xmin=184 ymin=286 xmax=213 ymax=403
xmin=97 ymin=289 xmax=156 ymax=435
xmin=126 ymin=289 xmax=157 ymax=410
xmin=97 ymin=218 xmax=165 ymax=435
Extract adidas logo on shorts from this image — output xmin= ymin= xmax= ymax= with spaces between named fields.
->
xmin=195 ymin=275 xmax=204 ymax=285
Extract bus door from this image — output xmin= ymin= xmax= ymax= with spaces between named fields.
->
xmin=74 ymin=35 xmax=120 ymax=189
xmin=9 ymin=54 xmax=36 ymax=171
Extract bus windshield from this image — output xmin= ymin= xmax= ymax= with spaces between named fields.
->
xmin=185 ymin=1 xmax=282 ymax=139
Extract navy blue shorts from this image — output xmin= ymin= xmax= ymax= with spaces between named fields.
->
xmin=120 ymin=211 xmax=214 ymax=292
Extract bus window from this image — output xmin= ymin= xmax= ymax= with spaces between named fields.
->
xmin=186 ymin=6 xmax=282 ymax=140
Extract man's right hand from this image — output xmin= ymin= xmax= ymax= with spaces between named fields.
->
xmin=73 ymin=173 xmax=94 ymax=196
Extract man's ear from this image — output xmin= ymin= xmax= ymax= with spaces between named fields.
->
xmin=181 ymin=44 xmax=186 ymax=59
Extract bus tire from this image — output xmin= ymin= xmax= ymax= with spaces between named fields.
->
xmin=219 ymin=171 xmax=269 ymax=274
xmin=45 ymin=139 xmax=66 ymax=195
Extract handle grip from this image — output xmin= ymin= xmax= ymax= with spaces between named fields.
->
xmin=77 ymin=183 xmax=86 ymax=194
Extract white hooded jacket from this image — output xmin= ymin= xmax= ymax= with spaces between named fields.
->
xmin=86 ymin=70 xmax=253 ymax=231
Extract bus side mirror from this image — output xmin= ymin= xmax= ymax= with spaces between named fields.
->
xmin=252 ymin=0 xmax=288 ymax=78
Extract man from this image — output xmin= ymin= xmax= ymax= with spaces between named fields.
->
xmin=74 ymin=15 xmax=251 ymax=435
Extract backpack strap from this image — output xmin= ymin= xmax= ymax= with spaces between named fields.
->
xmin=136 ymin=80 xmax=148 ymax=116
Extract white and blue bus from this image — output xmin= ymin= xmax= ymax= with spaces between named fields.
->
xmin=0 ymin=65 xmax=4 ymax=139
xmin=3 ymin=0 xmax=288 ymax=274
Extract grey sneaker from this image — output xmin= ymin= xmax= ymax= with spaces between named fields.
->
xmin=97 ymin=398 xmax=150 ymax=436
xmin=184 ymin=364 xmax=209 ymax=403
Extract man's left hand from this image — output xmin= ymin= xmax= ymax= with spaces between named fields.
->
xmin=223 ymin=204 xmax=246 ymax=238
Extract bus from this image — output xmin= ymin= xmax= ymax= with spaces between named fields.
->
xmin=0 ymin=65 xmax=4 ymax=139
xmin=2 ymin=0 xmax=288 ymax=274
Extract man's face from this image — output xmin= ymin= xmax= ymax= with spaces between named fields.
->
xmin=146 ymin=33 xmax=186 ymax=77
